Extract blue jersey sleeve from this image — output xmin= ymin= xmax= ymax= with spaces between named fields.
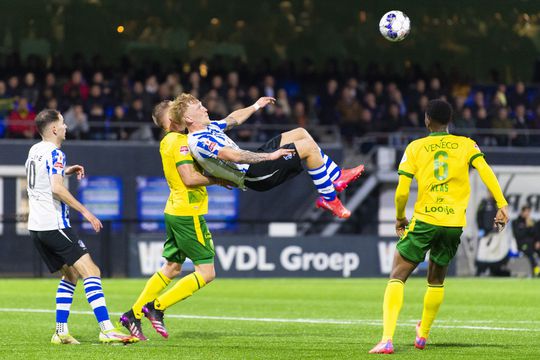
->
xmin=51 ymin=149 xmax=66 ymax=176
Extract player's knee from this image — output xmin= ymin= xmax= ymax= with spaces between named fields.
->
xmin=161 ymin=262 xmax=181 ymax=279
xmin=294 ymin=127 xmax=311 ymax=139
xmin=200 ymin=267 xmax=216 ymax=284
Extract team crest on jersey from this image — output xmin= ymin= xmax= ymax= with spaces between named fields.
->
xmin=180 ymin=146 xmax=190 ymax=155
xmin=283 ymin=153 xmax=293 ymax=160
xmin=204 ymin=139 xmax=217 ymax=152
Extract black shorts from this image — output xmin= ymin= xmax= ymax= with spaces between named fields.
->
xmin=244 ymin=135 xmax=303 ymax=191
xmin=30 ymin=228 xmax=89 ymax=273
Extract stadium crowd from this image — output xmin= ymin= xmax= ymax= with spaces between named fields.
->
xmin=2 ymin=56 xmax=540 ymax=146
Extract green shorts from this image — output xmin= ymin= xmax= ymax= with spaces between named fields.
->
xmin=396 ymin=218 xmax=462 ymax=266
xmin=162 ymin=214 xmax=215 ymax=265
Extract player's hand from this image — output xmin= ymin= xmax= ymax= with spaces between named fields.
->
xmin=395 ymin=217 xmax=409 ymax=238
xmin=254 ymin=97 xmax=276 ymax=109
xmin=268 ymin=148 xmax=295 ymax=161
xmin=66 ymin=165 xmax=85 ymax=180
xmin=494 ymin=205 xmax=509 ymax=232
xmin=84 ymin=211 xmax=103 ymax=233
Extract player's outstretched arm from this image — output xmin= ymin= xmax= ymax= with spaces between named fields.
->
xmin=395 ymin=175 xmax=412 ymax=237
xmin=50 ymin=174 xmax=103 ymax=233
xmin=224 ymin=97 xmax=276 ymax=130
xmin=218 ymin=146 xmax=294 ymax=164
xmin=472 ymin=156 xmax=509 ymax=231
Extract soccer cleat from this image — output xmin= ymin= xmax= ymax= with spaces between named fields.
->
xmin=368 ymin=339 xmax=394 ymax=354
xmin=142 ymin=301 xmax=169 ymax=339
xmin=99 ymin=328 xmax=139 ymax=344
xmin=120 ymin=309 xmax=148 ymax=341
xmin=415 ymin=321 xmax=427 ymax=350
xmin=51 ymin=332 xmax=80 ymax=345
xmin=333 ymin=165 xmax=365 ymax=192
xmin=316 ymin=197 xmax=351 ymax=219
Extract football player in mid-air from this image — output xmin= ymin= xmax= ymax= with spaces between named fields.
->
xmin=26 ymin=109 xmax=138 ymax=345
xmin=369 ymin=99 xmax=508 ymax=354
xmin=168 ymin=93 xmax=364 ymax=219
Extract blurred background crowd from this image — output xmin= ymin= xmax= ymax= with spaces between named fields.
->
xmin=2 ymin=55 xmax=540 ymax=146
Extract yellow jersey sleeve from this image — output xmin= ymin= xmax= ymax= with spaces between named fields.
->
xmin=466 ymin=138 xmax=484 ymax=165
xmin=173 ymin=136 xmax=194 ymax=167
xmin=397 ymin=144 xmax=416 ymax=178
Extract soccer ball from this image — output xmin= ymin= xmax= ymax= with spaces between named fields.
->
xmin=379 ymin=10 xmax=410 ymax=42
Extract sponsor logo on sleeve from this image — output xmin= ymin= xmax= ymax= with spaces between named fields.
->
xmin=180 ymin=146 xmax=190 ymax=155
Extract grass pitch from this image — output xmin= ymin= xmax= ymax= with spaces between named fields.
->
xmin=0 ymin=278 xmax=538 ymax=359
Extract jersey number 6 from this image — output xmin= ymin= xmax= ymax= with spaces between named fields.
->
xmin=433 ymin=151 xmax=448 ymax=181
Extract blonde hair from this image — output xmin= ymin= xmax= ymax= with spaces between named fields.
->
xmin=151 ymin=100 xmax=171 ymax=129
xmin=169 ymin=93 xmax=198 ymax=129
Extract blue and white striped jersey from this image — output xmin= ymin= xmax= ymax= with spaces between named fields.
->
xmin=26 ymin=141 xmax=71 ymax=230
xmin=188 ymin=120 xmax=249 ymax=188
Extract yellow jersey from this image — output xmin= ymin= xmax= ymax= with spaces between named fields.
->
xmin=160 ymin=132 xmax=208 ymax=216
xmin=398 ymin=132 xmax=483 ymax=227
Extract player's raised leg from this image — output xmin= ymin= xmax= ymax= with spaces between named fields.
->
xmin=292 ymin=136 xmax=350 ymax=218
xmin=120 ymin=263 xmax=176 ymax=340
xmin=51 ymin=266 xmax=80 ymax=345
xmin=416 ymin=261 xmax=447 ymax=350
xmin=73 ymin=254 xmax=138 ymax=344
xmin=279 ymin=128 xmax=364 ymax=192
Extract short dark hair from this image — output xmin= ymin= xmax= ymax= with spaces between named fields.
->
xmin=35 ymin=109 xmax=61 ymax=135
xmin=426 ymin=99 xmax=453 ymax=125
xmin=152 ymin=100 xmax=171 ymax=129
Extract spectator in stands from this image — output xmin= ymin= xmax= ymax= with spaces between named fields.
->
xmin=6 ymin=75 xmax=21 ymax=98
xmin=276 ymin=88 xmax=291 ymax=118
xmin=64 ymin=103 xmax=89 ymax=139
xmin=210 ymin=74 xmax=226 ymax=99
xmin=336 ymin=86 xmax=362 ymax=142
xmin=125 ymin=98 xmax=148 ymax=139
xmin=7 ymin=97 xmax=36 ymax=139
xmin=512 ymin=205 xmax=540 ymax=277
xmin=378 ymin=102 xmax=402 ymax=133
xmin=86 ymin=84 xmax=107 ymax=112
xmin=21 ymin=72 xmax=39 ymax=107
xmin=509 ymin=81 xmax=529 ymax=109
xmin=427 ymin=77 xmax=444 ymax=99
xmin=512 ymin=104 xmax=530 ymax=146
xmin=292 ymin=100 xmax=308 ymax=128
xmin=454 ymin=107 xmax=476 ymax=138
xmin=401 ymin=111 xmax=421 ymax=129
xmin=0 ymin=80 xmax=14 ymax=120
xmin=110 ymin=105 xmax=128 ymax=140
xmin=492 ymin=107 xmax=515 ymax=146
xmin=63 ymin=70 xmax=89 ymax=101
xmin=88 ymin=103 xmax=107 ymax=140
xmin=407 ymin=78 xmax=426 ymax=113
xmin=471 ymin=91 xmax=485 ymax=114
xmin=262 ymin=74 xmax=276 ymax=99
xmin=317 ymin=79 xmax=339 ymax=125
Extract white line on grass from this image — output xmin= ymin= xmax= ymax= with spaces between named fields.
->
xmin=0 ymin=308 xmax=538 ymax=332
